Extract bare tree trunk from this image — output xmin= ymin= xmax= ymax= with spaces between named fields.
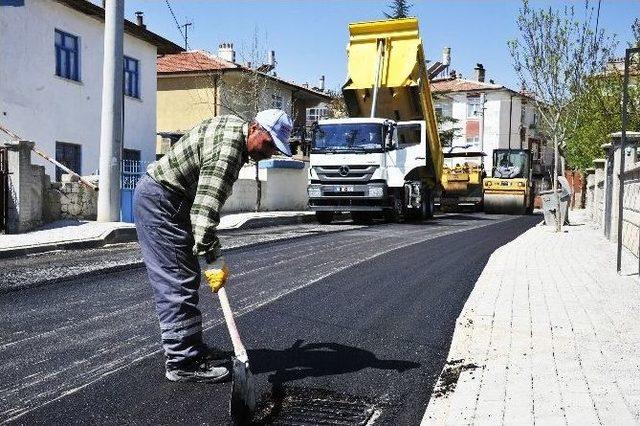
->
xmin=553 ymin=135 xmax=561 ymax=232
xmin=254 ymin=162 xmax=261 ymax=212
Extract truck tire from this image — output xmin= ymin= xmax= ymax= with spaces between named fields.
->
xmin=422 ymin=188 xmax=434 ymax=219
xmin=384 ymin=191 xmax=405 ymax=223
xmin=315 ymin=211 xmax=334 ymax=224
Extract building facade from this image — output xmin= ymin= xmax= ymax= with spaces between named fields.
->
xmin=0 ymin=0 xmax=181 ymax=179
xmin=156 ymin=47 xmax=330 ymax=157
xmin=431 ymin=72 xmax=551 ymax=177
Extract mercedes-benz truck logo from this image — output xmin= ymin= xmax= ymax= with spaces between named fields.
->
xmin=338 ymin=165 xmax=350 ymax=177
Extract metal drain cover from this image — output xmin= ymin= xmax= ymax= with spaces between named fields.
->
xmin=252 ymin=386 xmax=379 ymax=425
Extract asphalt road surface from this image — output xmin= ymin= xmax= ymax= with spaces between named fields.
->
xmin=0 ymin=213 xmax=540 ymax=425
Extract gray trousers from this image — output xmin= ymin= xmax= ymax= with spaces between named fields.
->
xmin=133 ymin=174 xmax=204 ymax=367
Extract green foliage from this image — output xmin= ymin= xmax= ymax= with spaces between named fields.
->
xmin=324 ymin=89 xmax=348 ymax=119
xmin=508 ymin=0 xmax=617 ymax=171
xmin=565 ymin=20 xmax=640 ymax=169
xmin=436 ymin=112 xmax=461 ymax=147
xmin=384 ymin=0 xmax=413 ymax=19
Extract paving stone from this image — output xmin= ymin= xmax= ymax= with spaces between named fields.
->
xmin=422 ymin=210 xmax=640 ymax=425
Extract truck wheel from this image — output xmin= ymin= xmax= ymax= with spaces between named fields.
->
xmin=422 ymin=188 xmax=434 ymax=220
xmin=315 ymin=211 xmax=334 ymax=224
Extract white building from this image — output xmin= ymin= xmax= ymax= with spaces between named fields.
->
xmin=431 ymin=65 xmax=552 ymax=179
xmin=0 ymin=0 xmax=182 ymax=180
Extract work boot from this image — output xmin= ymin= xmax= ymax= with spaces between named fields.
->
xmin=165 ymin=356 xmax=230 ymax=383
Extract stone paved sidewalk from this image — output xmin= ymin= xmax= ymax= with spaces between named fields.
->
xmin=422 ymin=210 xmax=640 ymax=425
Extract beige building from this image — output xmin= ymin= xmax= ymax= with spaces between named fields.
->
xmin=156 ymin=46 xmax=330 ymax=157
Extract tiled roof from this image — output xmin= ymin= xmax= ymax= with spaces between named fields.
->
xmin=431 ymin=77 xmax=504 ymax=93
xmin=157 ymin=51 xmax=330 ymax=100
xmin=157 ymin=50 xmax=238 ymax=73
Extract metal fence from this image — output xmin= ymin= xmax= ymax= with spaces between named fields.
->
xmin=120 ymin=159 xmax=146 ymax=223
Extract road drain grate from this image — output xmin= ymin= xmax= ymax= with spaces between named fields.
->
xmin=252 ymin=386 xmax=380 ymax=425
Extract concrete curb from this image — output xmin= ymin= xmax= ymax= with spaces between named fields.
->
xmin=0 ymin=213 xmax=316 ymax=260
xmin=0 ymin=227 xmax=138 ymax=260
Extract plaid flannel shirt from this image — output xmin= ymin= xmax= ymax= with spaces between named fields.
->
xmin=148 ymin=115 xmax=248 ymax=261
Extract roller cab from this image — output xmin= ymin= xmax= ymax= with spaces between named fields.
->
xmin=483 ymin=149 xmax=534 ymax=215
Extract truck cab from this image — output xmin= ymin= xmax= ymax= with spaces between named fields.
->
xmin=307 ymin=18 xmax=443 ymax=224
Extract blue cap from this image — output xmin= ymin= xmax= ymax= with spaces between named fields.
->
xmin=255 ymin=109 xmax=293 ymax=157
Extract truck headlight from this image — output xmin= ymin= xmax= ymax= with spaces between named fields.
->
xmin=369 ymin=186 xmax=384 ymax=197
xmin=308 ymin=186 xmax=322 ymax=198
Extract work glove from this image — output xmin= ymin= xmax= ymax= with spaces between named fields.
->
xmin=203 ymin=257 xmax=229 ymax=293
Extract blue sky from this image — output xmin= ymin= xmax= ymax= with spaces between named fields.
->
xmin=119 ymin=0 xmax=638 ymax=91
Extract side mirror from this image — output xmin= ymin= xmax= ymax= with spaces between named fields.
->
xmin=385 ymin=122 xmax=396 ymax=150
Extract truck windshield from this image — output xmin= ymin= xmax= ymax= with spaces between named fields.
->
xmin=492 ymin=151 xmax=529 ymax=179
xmin=312 ymin=123 xmax=385 ymax=153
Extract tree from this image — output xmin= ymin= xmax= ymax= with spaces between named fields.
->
xmin=508 ymin=0 xmax=616 ymax=231
xmin=324 ymin=89 xmax=348 ymax=119
xmin=384 ymin=0 xmax=412 ymax=19
xmin=217 ymin=28 xmax=273 ymax=212
xmin=564 ymin=21 xmax=640 ymax=170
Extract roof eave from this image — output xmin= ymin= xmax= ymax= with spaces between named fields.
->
xmin=53 ymin=0 xmax=183 ymax=54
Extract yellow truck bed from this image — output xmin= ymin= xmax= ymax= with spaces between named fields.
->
xmin=342 ymin=18 xmax=443 ymax=185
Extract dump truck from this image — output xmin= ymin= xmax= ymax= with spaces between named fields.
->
xmin=438 ymin=150 xmax=486 ymax=211
xmin=307 ymin=18 xmax=443 ymax=224
xmin=483 ymin=148 xmax=534 ymax=214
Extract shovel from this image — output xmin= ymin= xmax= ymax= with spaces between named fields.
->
xmin=217 ymin=286 xmax=256 ymax=424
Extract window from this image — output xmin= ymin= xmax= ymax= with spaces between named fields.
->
xmin=55 ymin=142 xmax=81 ymax=181
xmin=434 ymin=101 xmax=452 ymax=118
xmin=467 ymin=96 xmax=481 ymax=118
xmin=306 ymin=106 xmax=328 ymax=124
xmin=55 ymin=29 xmax=80 ymax=81
xmin=396 ymin=123 xmax=421 ymax=146
xmin=124 ymin=56 xmax=140 ymax=98
xmin=466 ymin=136 xmax=480 ymax=146
xmin=271 ymin=93 xmax=283 ymax=109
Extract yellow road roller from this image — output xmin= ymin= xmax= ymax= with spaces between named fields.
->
xmin=440 ymin=151 xmax=486 ymax=211
xmin=483 ymin=149 xmax=534 ymax=214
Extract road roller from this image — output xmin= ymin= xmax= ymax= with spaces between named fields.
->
xmin=439 ymin=151 xmax=486 ymax=211
xmin=483 ymin=149 xmax=534 ymax=214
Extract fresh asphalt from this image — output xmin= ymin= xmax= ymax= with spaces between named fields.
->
xmin=0 ymin=213 xmax=540 ymax=424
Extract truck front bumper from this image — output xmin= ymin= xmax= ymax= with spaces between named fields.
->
xmin=308 ymin=183 xmax=388 ymax=212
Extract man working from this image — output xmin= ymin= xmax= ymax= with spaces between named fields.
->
xmin=134 ymin=109 xmax=293 ymax=383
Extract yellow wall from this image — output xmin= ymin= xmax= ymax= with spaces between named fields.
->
xmin=157 ymin=74 xmax=218 ymax=134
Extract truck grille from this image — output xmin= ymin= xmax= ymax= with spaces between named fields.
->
xmin=313 ymin=165 xmax=378 ymax=182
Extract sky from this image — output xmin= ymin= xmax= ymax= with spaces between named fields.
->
xmin=118 ymin=0 xmax=638 ymax=92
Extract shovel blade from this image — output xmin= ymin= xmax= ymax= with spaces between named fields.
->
xmin=230 ymin=356 xmax=256 ymax=424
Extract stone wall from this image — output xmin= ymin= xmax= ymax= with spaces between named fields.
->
xmin=57 ymin=176 xmax=98 ymax=220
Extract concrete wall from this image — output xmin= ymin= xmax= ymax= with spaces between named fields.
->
xmin=157 ymin=74 xmax=218 ymax=134
xmin=3 ymin=140 xmax=98 ymax=233
xmin=222 ymin=160 xmax=309 ymax=213
xmin=584 ymin=133 xmax=640 ymax=257
xmin=0 ymin=0 xmax=159 ymax=178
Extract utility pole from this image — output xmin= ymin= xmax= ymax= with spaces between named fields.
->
xmin=181 ymin=22 xmax=192 ymax=50
xmin=97 ymin=0 xmax=124 ymax=222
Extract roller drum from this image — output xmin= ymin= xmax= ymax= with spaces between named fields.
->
xmin=483 ymin=193 xmax=526 ymax=214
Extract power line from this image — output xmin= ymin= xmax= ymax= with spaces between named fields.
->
xmin=164 ymin=0 xmax=185 ymax=45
